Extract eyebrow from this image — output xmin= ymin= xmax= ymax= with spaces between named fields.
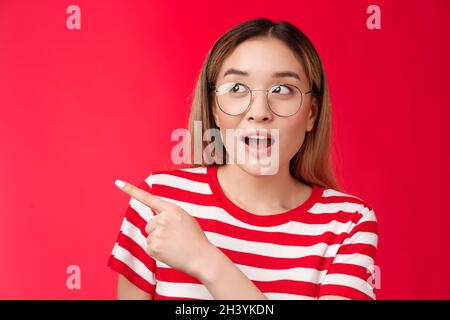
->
xmin=223 ymin=68 xmax=301 ymax=81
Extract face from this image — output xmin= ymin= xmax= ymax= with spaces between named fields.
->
xmin=212 ymin=37 xmax=318 ymax=176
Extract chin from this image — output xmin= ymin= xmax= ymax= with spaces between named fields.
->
xmin=233 ymin=161 xmax=282 ymax=176
xmin=223 ymin=138 xmax=287 ymax=176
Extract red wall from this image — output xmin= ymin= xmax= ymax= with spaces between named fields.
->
xmin=0 ymin=0 xmax=449 ymax=299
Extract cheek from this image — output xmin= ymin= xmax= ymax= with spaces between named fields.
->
xmin=216 ymin=113 xmax=241 ymax=146
xmin=279 ymin=113 xmax=309 ymax=155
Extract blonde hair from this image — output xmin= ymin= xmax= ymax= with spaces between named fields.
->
xmin=180 ymin=18 xmax=341 ymax=190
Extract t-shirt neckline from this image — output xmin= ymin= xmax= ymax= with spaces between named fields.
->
xmin=207 ymin=165 xmax=324 ymax=226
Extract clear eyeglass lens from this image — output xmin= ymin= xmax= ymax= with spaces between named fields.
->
xmin=268 ymin=84 xmax=302 ymax=116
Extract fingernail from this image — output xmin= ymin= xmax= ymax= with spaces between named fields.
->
xmin=115 ymin=179 xmax=126 ymax=188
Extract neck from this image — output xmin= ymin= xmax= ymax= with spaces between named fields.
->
xmin=217 ymin=162 xmax=310 ymax=214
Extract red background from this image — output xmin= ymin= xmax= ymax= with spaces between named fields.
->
xmin=0 ymin=0 xmax=449 ymax=299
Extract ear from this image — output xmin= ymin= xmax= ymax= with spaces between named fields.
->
xmin=306 ymin=97 xmax=318 ymax=132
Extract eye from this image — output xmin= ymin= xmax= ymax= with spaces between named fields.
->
xmin=229 ymin=82 xmax=246 ymax=93
xmin=270 ymin=84 xmax=293 ymax=95
xmin=216 ymin=82 xmax=248 ymax=96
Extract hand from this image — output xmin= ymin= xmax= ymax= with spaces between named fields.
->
xmin=114 ymin=179 xmax=217 ymax=279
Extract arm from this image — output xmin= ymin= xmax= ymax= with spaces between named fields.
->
xmin=117 ymin=255 xmax=349 ymax=300
xmin=109 ymin=178 xmax=158 ymax=300
xmin=196 ymin=248 xmax=351 ymax=300
xmin=114 ymin=181 xmax=355 ymax=300
xmin=316 ymin=205 xmax=378 ymax=300
xmin=116 ymin=181 xmax=267 ymax=300
xmin=117 ymin=274 xmax=153 ymax=300
xmin=195 ymin=247 xmax=268 ymax=300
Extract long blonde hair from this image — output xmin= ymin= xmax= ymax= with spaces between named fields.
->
xmin=178 ymin=18 xmax=341 ymax=190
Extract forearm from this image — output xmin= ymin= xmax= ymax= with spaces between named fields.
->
xmin=196 ymin=247 xmax=268 ymax=300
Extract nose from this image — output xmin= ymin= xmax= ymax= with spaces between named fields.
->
xmin=245 ymin=90 xmax=273 ymax=122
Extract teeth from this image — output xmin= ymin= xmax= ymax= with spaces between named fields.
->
xmin=247 ymin=135 xmax=268 ymax=139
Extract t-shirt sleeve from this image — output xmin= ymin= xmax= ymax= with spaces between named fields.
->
xmin=317 ymin=203 xmax=379 ymax=300
xmin=107 ymin=177 xmax=157 ymax=296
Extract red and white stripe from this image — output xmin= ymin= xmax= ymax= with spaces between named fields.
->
xmin=107 ymin=165 xmax=378 ymax=300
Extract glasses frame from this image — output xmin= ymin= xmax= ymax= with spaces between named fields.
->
xmin=210 ymin=82 xmax=313 ymax=117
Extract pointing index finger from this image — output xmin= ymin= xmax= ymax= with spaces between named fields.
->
xmin=114 ymin=179 xmax=170 ymax=213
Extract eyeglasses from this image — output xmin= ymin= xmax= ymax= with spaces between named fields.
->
xmin=211 ymin=82 xmax=313 ymax=117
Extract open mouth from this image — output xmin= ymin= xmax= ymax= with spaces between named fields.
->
xmin=242 ymin=135 xmax=275 ymax=148
xmin=239 ymin=129 xmax=276 ymax=154
xmin=235 ymin=129 xmax=278 ymax=161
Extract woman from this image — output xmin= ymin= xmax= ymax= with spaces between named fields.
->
xmin=108 ymin=18 xmax=378 ymax=300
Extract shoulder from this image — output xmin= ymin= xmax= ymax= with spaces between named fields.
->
xmin=141 ymin=165 xmax=210 ymax=192
xmin=316 ymin=186 xmax=378 ymax=225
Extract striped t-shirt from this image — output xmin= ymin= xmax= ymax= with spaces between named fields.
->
xmin=107 ymin=165 xmax=378 ymax=300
